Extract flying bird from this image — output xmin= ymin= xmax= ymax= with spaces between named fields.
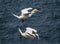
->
xmin=12 ymin=8 xmax=39 ymax=22
xmin=19 ymin=27 xmax=39 ymax=39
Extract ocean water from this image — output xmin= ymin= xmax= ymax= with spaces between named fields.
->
xmin=0 ymin=0 xmax=60 ymax=44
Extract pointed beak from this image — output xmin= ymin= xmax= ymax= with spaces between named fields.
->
xmin=36 ymin=9 xmax=39 ymax=12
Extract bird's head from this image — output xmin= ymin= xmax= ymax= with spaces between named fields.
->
xmin=31 ymin=9 xmax=39 ymax=13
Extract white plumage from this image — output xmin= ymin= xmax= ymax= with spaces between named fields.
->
xmin=12 ymin=8 xmax=39 ymax=22
xmin=25 ymin=27 xmax=37 ymax=34
xmin=19 ymin=27 xmax=39 ymax=39
xmin=21 ymin=8 xmax=32 ymax=15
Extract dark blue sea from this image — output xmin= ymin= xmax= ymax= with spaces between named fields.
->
xmin=0 ymin=0 xmax=60 ymax=44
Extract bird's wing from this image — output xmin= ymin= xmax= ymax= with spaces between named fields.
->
xmin=32 ymin=29 xmax=37 ymax=33
xmin=25 ymin=27 xmax=37 ymax=34
xmin=21 ymin=8 xmax=33 ymax=12
xmin=21 ymin=8 xmax=33 ymax=15
xmin=25 ymin=27 xmax=33 ymax=34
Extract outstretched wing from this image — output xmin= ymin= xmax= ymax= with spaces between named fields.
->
xmin=25 ymin=27 xmax=37 ymax=34
xmin=21 ymin=8 xmax=33 ymax=12
xmin=21 ymin=8 xmax=33 ymax=15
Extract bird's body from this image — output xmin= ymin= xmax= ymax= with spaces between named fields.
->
xmin=19 ymin=27 xmax=39 ymax=39
xmin=12 ymin=8 xmax=39 ymax=22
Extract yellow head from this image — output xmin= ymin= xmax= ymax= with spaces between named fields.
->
xmin=31 ymin=9 xmax=39 ymax=13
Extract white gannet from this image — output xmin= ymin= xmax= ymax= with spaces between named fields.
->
xmin=12 ymin=8 xmax=39 ymax=22
xmin=19 ymin=27 xmax=39 ymax=39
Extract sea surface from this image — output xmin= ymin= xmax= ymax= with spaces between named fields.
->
xmin=0 ymin=0 xmax=60 ymax=44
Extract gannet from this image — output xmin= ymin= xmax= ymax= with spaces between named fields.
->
xmin=12 ymin=8 xmax=39 ymax=22
xmin=19 ymin=27 xmax=39 ymax=39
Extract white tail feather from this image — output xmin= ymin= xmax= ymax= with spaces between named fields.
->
xmin=12 ymin=13 xmax=19 ymax=18
xmin=19 ymin=28 xmax=23 ymax=34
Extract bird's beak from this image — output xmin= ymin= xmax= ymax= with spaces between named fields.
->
xmin=31 ymin=9 xmax=40 ymax=13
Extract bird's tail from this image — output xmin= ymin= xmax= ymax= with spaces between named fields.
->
xmin=12 ymin=13 xmax=19 ymax=18
xmin=19 ymin=28 xmax=21 ymax=33
xmin=19 ymin=28 xmax=23 ymax=34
